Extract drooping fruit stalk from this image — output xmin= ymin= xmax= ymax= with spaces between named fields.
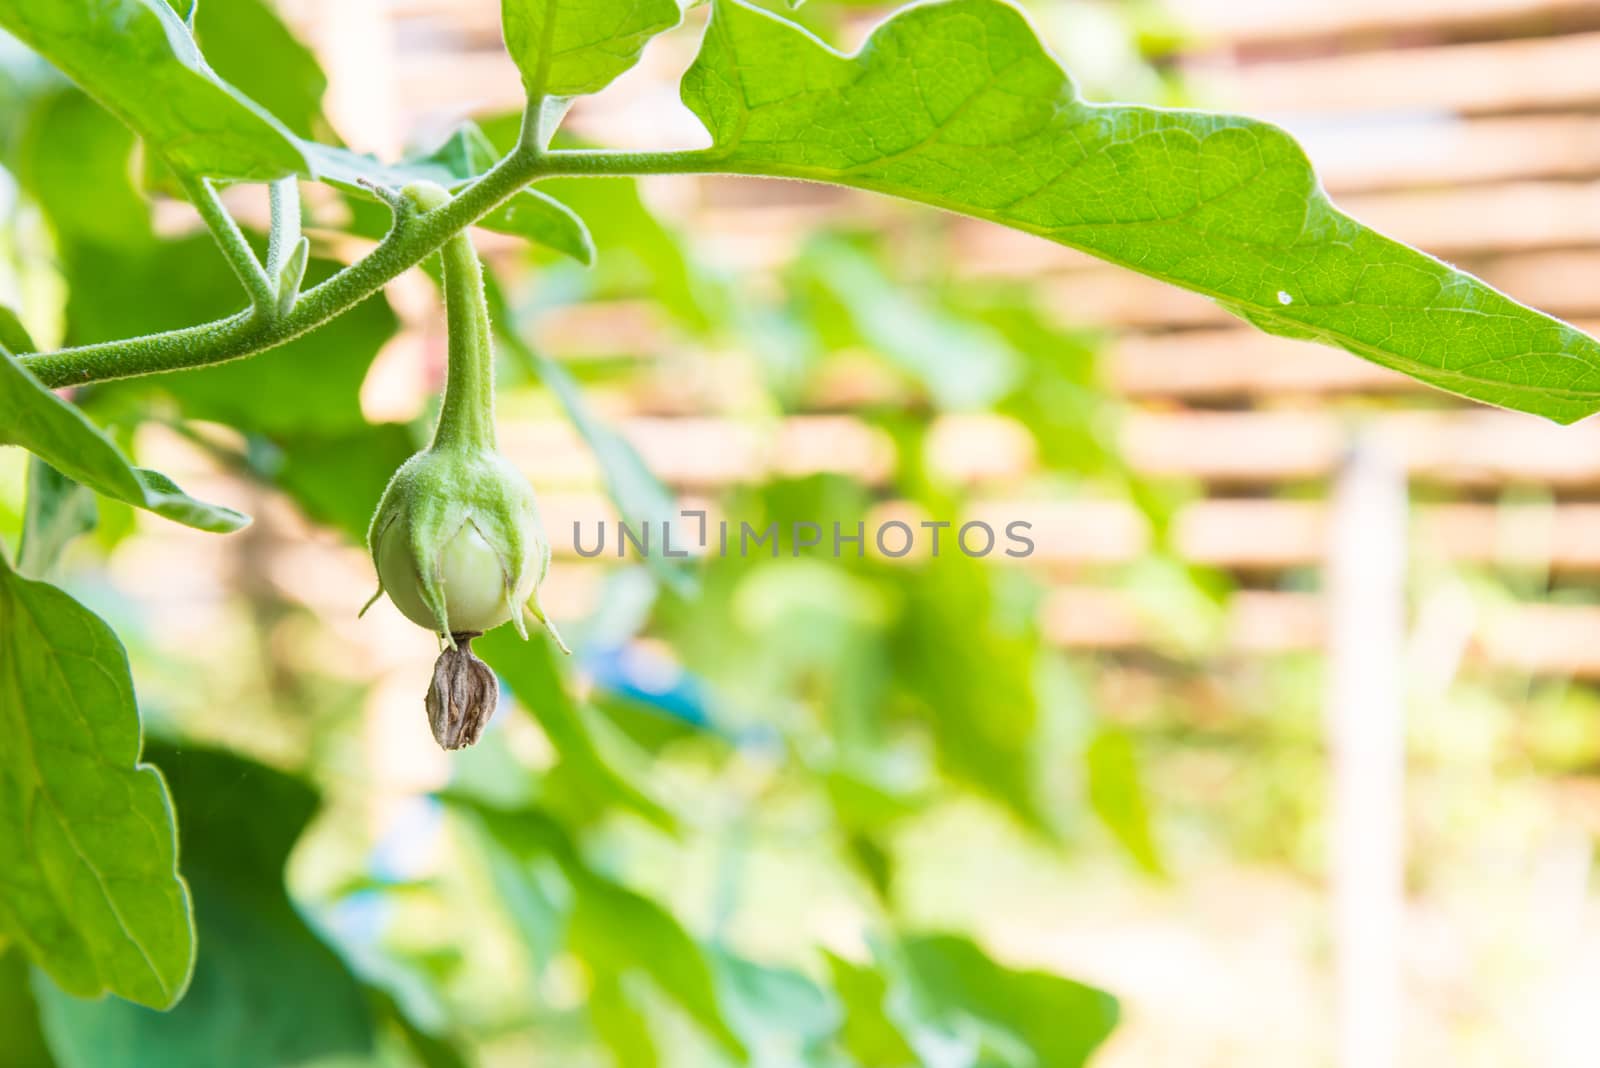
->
xmin=363 ymin=180 xmax=566 ymax=749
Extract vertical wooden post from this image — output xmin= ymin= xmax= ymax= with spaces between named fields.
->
xmin=1326 ymin=436 xmax=1407 ymax=1068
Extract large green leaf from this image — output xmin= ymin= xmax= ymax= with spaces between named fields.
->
xmin=501 ymin=0 xmax=681 ymax=100
xmin=0 ymin=554 xmax=194 ymax=1010
xmin=33 ymin=746 xmax=375 ymax=1068
xmin=0 ymin=351 xmax=249 ymax=533
xmin=682 ymin=0 xmax=1600 ymax=423
xmin=0 ymin=0 xmax=304 ymax=180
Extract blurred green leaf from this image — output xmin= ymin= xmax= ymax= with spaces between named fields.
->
xmin=568 ymin=879 xmax=745 ymax=1056
xmin=968 ymin=296 xmax=1118 ymax=477
xmin=0 ymin=554 xmax=194 ymax=1010
xmin=711 ymin=951 xmax=843 ymax=1067
xmin=501 ymin=0 xmax=680 ymax=101
xmin=0 ymin=305 xmax=35 ymax=357
xmin=1085 ymin=727 xmax=1163 ymax=876
xmin=0 ymin=32 xmax=65 ymax=147
xmin=5 ymin=317 xmax=97 ymax=576
xmin=890 ymin=558 xmax=1046 ymax=829
xmin=531 ymin=172 xmax=718 ymax=328
xmin=589 ymin=975 xmax=658 ymax=1068
xmin=452 ymin=800 xmax=745 ymax=1059
xmin=482 ymin=109 xmax=720 ymax=322
xmin=16 ymin=458 xmax=96 ymax=579
xmin=304 ymin=135 xmax=595 ymax=264
xmin=827 ymin=766 xmax=919 ymax=900
xmin=487 ymin=277 xmax=693 ymax=595
xmin=795 ymin=239 xmax=1019 ymax=411
xmin=189 ymin=0 xmax=327 ymax=138
xmin=0 ymin=351 xmax=249 ymax=532
xmin=371 ymin=989 xmax=473 ymax=1068
xmin=477 ymin=191 xmax=596 ymax=266
xmin=0 ymin=0 xmax=304 ymax=180
xmin=824 ymin=952 xmax=917 ymax=1068
xmin=829 ymin=936 xmax=1118 ymax=1068
xmin=17 ymin=90 xmax=152 ymax=250
xmin=0 ymin=950 xmax=57 ymax=1068
xmin=684 ymin=0 xmax=1600 ymax=422
xmin=18 ymin=91 xmax=392 ymax=437
xmin=131 ymin=252 xmax=399 ymax=436
xmin=893 ymin=934 xmax=1118 ymax=1068
xmin=476 ymin=627 xmax=675 ymax=831
xmin=34 ymin=745 xmax=375 ymax=1068
xmin=413 ymin=124 xmax=500 ymax=177
xmin=272 ymin=424 xmax=418 ymax=541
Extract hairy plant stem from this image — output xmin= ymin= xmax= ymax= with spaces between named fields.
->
xmin=406 ymin=182 xmax=496 ymax=453
xmin=179 ymin=171 xmax=275 ymax=314
xmin=18 ymin=143 xmax=725 ymax=389
xmin=22 ymin=143 xmax=545 ymax=387
xmin=265 ymin=176 xmax=302 ymax=280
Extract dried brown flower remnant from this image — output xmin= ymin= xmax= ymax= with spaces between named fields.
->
xmin=425 ymin=633 xmax=498 ymax=749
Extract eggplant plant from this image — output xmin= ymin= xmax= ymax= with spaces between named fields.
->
xmin=0 ymin=0 xmax=1593 ymax=1063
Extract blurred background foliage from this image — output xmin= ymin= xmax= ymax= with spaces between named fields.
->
xmin=3 ymin=1 xmax=1599 ymax=1066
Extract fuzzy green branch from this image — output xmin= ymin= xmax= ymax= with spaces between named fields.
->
xmin=265 ymin=177 xmax=301 ymax=279
xmin=20 ymin=141 xmax=556 ymax=387
xmin=539 ymin=149 xmax=718 ymax=177
xmin=179 ymin=170 xmax=276 ymax=315
xmin=18 ymin=145 xmax=831 ymax=391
